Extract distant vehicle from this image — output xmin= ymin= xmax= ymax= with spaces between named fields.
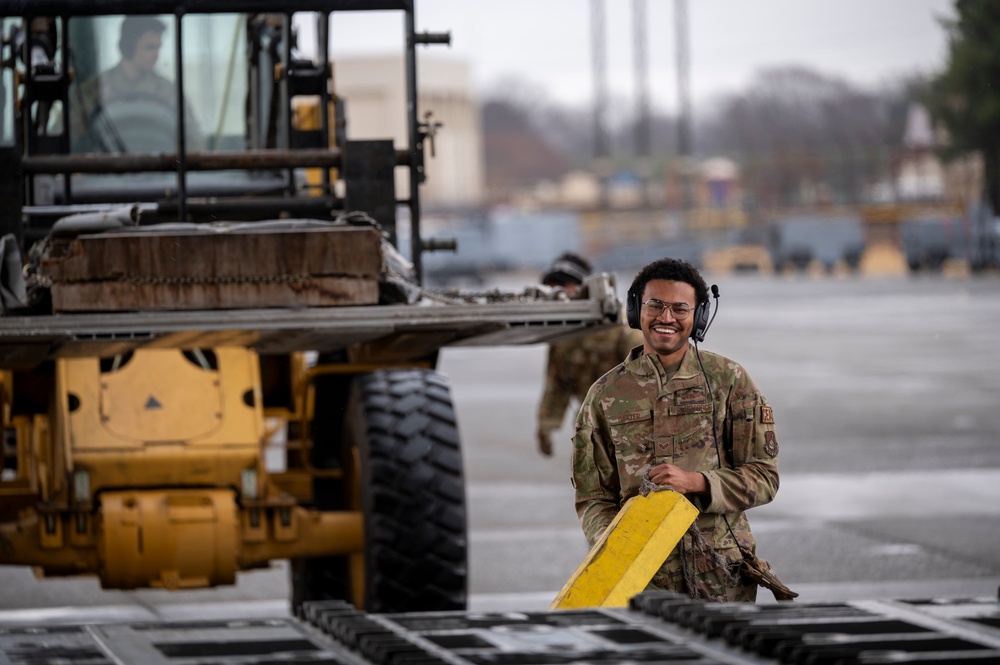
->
xmin=900 ymin=207 xmax=1000 ymax=274
xmin=769 ymin=216 xmax=865 ymax=274
xmin=901 ymin=218 xmax=958 ymax=273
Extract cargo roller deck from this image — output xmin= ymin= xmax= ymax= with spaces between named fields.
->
xmin=2 ymin=592 xmax=1000 ymax=664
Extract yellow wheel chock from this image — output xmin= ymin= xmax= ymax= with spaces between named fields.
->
xmin=549 ymin=489 xmax=698 ymax=609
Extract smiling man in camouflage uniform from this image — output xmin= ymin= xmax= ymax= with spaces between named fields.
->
xmin=571 ymin=257 xmax=782 ymax=602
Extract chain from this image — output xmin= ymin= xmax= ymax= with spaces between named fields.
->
xmin=120 ymin=274 xmax=314 ymax=286
xmin=422 ymin=288 xmax=546 ymax=304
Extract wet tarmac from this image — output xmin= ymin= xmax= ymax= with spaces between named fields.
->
xmin=451 ymin=273 xmax=1000 ymax=609
xmin=1 ymin=273 xmax=998 ymax=618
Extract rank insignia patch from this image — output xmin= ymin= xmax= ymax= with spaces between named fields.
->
xmin=760 ymin=405 xmax=774 ymax=424
xmin=764 ymin=430 xmax=778 ymax=457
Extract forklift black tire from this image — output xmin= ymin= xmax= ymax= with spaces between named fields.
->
xmin=291 ymin=368 xmax=467 ymax=614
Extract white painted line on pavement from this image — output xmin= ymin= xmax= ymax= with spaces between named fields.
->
xmin=755 ymin=468 xmax=1000 ymax=520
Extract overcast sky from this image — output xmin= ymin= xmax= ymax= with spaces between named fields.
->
xmin=317 ymin=0 xmax=956 ymax=112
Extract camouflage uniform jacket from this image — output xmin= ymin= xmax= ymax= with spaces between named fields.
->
xmin=537 ymin=325 xmax=643 ymax=431
xmin=572 ymin=343 xmax=780 ymax=601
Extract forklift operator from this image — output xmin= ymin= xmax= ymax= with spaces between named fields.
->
xmin=71 ymin=15 xmax=203 ymax=152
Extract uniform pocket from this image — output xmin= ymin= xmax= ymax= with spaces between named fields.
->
xmin=730 ymin=394 xmax=760 ymax=466
xmin=673 ymin=417 xmax=714 ymax=454
xmin=607 ymin=410 xmax=654 ymax=454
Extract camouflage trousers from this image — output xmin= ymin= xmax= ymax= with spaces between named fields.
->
xmin=649 ymin=563 xmax=758 ymax=602
xmin=648 ymin=530 xmax=758 ymax=603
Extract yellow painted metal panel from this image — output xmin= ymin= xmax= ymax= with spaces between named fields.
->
xmin=549 ymin=490 xmax=698 ymax=609
xmin=74 ymin=448 xmax=259 ymax=493
xmin=98 ymin=350 xmax=224 ymax=442
xmin=64 ymin=348 xmax=263 ymax=450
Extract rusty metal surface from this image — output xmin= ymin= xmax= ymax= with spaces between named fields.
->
xmin=0 ymin=297 xmax=617 ymax=367
xmin=50 ymin=277 xmax=380 ymax=313
xmin=22 ymin=149 xmax=412 ymax=175
xmin=42 ymin=225 xmax=384 ymax=312
xmin=0 ymin=0 xmax=411 ymax=17
xmin=45 ymin=226 xmax=382 ymax=281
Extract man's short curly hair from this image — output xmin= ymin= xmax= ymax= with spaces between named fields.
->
xmin=629 ymin=257 xmax=709 ymax=305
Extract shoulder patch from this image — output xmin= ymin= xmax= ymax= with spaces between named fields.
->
xmin=764 ymin=430 xmax=778 ymax=457
xmin=760 ymin=405 xmax=774 ymax=424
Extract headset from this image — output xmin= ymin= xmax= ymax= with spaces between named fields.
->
xmin=626 ymin=283 xmax=718 ymax=343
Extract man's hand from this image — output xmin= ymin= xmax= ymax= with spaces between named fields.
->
xmin=648 ymin=463 xmax=708 ymax=495
xmin=537 ymin=428 xmax=554 ymax=456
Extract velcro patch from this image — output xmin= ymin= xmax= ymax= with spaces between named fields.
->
xmin=675 ymin=386 xmax=707 ymax=405
xmin=760 ymin=405 xmax=774 ymax=424
xmin=607 ymin=410 xmax=653 ymax=425
xmin=669 ymin=403 xmax=712 ymax=416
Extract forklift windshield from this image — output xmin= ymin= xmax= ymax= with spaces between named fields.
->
xmin=1 ymin=1 xmax=434 ymax=275
xmin=62 ymin=14 xmax=247 ymax=154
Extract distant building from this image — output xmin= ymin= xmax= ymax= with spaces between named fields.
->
xmin=667 ymin=157 xmax=748 ymax=229
xmin=559 ymin=170 xmax=601 ymax=208
xmin=698 ymin=158 xmax=741 ymax=209
xmin=332 ymin=55 xmax=484 ymax=207
xmin=896 ymin=104 xmax=944 ymax=201
xmin=606 ymin=171 xmax=643 ymax=208
xmin=871 ymin=102 xmax=982 ymax=207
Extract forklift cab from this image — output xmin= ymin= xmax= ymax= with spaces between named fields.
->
xmin=3 ymin=13 xmax=322 ymax=216
xmin=0 ymin=2 xmax=445 ymax=273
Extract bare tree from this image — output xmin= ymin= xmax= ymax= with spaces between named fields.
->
xmin=700 ymin=66 xmax=910 ymax=208
xmin=479 ymin=68 xmax=925 ymax=208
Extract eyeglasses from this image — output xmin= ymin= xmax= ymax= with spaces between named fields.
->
xmin=641 ymin=299 xmax=694 ymax=320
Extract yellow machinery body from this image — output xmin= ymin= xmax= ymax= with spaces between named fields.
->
xmin=0 ymin=3 xmax=622 ymax=614
xmin=0 ymin=347 xmax=363 ymax=590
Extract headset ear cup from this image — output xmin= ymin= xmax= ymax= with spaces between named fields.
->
xmin=692 ymin=300 xmax=710 ymax=342
xmin=626 ymin=290 xmax=640 ymax=329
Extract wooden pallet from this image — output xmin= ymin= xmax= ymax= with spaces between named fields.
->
xmin=43 ymin=225 xmax=383 ymax=312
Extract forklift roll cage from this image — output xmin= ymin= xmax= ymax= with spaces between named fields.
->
xmin=0 ymin=0 xmax=448 ymax=279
